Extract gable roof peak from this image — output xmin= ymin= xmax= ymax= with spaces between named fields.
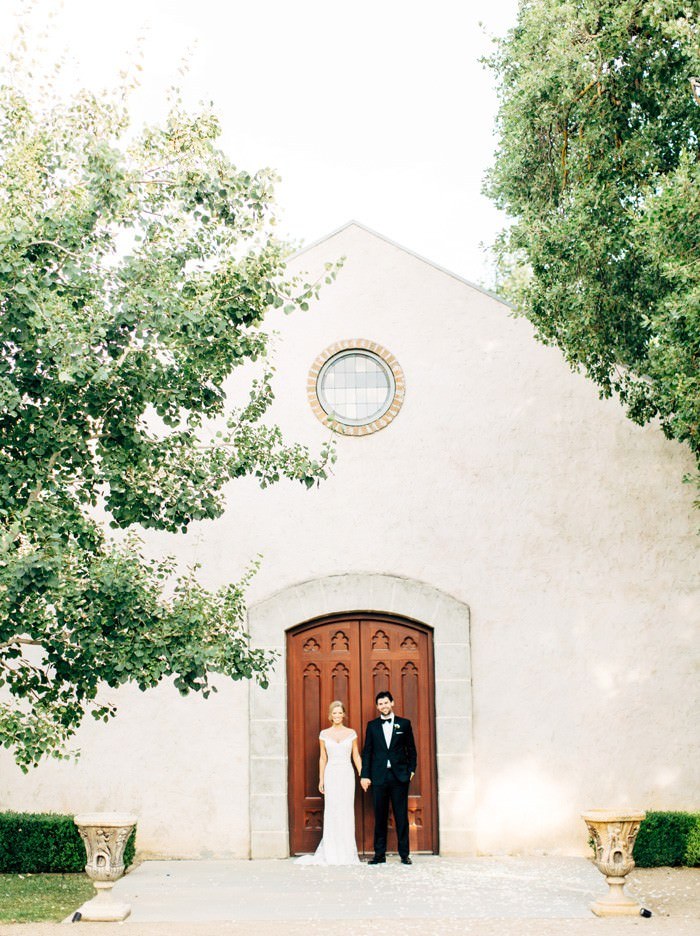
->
xmin=291 ymin=220 xmax=510 ymax=307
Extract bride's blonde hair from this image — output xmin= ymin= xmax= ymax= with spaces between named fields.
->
xmin=328 ymin=700 xmax=346 ymax=721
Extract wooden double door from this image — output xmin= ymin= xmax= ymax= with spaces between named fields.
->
xmin=287 ymin=613 xmax=437 ymax=855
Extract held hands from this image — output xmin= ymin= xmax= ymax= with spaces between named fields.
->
xmin=360 ymin=775 xmax=412 ymax=789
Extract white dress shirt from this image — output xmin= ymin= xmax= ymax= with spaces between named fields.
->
xmin=382 ymin=715 xmax=394 ymax=766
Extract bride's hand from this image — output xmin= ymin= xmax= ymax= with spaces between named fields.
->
xmin=319 ymin=780 xmax=324 ymax=794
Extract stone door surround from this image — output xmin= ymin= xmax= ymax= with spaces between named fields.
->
xmin=248 ymin=573 xmax=474 ymax=858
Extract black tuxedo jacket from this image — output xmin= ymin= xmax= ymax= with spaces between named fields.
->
xmin=361 ymin=716 xmax=417 ymax=784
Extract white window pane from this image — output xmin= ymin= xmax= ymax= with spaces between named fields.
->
xmin=318 ymin=349 xmax=396 ymax=427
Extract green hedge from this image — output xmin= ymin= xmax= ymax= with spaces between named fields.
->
xmin=634 ymin=812 xmax=700 ymax=867
xmin=0 ymin=813 xmax=136 ymax=874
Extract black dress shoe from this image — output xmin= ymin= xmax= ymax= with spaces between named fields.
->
xmin=368 ymin=856 xmax=386 ymax=864
xmin=400 ymin=856 xmax=412 ymax=865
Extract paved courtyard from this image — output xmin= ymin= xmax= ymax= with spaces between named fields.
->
xmin=114 ymin=856 xmax=603 ymax=923
xmin=0 ymin=858 xmax=698 ymax=935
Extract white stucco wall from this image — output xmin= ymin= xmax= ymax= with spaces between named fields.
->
xmin=0 ymin=679 xmax=250 ymax=858
xmin=2 ymin=222 xmax=697 ymax=857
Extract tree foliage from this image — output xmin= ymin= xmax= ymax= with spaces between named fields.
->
xmin=486 ymin=0 xmax=700 ymax=497
xmin=0 ymin=70 xmax=337 ymax=769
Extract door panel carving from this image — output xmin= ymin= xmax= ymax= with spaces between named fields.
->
xmin=371 ymin=661 xmax=391 ymax=698
xmin=331 ymin=662 xmax=350 ymax=704
xmin=371 ymin=629 xmax=390 ymax=650
xmin=302 ymin=664 xmax=321 ymax=798
xmin=288 ymin=615 xmax=437 ymax=855
xmin=331 ymin=630 xmax=350 ymax=652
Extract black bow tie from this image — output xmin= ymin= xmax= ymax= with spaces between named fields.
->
xmin=381 ymin=717 xmax=393 ymax=723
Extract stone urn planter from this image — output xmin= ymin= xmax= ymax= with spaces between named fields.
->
xmin=74 ymin=812 xmax=137 ymax=922
xmin=582 ymin=809 xmax=646 ymax=917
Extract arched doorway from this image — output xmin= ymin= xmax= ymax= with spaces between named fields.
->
xmin=287 ymin=613 xmax=438 ymax=855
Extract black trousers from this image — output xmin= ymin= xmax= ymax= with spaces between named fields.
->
xmin=372 ymin=769 xmax=410 ymax=859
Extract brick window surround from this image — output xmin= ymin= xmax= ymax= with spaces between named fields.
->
xmin=307 ymin=339 xmax=406 ymax=436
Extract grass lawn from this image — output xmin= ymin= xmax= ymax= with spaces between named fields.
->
xmin=0 ymin=873 xmax=95 ymax=923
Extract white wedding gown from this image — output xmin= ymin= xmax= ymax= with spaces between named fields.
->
xmin=296 ymin=729 xmax=360 ymax=865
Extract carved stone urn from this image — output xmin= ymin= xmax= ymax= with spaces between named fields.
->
xmin=74 ymin=812 xmax=137 ymax=922
xmin=582 ymin=809 xmax=646 ymax=917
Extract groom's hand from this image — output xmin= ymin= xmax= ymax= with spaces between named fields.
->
xmin=410 ymin=772 xmax=415 ymax=781
xmin=360 ymin=778 xmax=371 ymax=792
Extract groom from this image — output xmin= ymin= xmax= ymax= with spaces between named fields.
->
xmin=360 ymin=690 xmax=417 ymax=865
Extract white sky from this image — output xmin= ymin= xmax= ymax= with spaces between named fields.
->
xmin=1 ymin=0 xmax=520 ymax=286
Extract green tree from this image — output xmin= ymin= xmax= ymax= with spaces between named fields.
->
xmin=485 ymin=0 xmax=700 ymax=499
xmin=0 ymin=74 xmax=337 ymax=769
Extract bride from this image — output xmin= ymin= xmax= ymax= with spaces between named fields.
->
xmin=296 ymin=700 xmax=362 ymax=865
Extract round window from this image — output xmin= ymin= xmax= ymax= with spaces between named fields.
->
xmin=307 ymin=340 xmax=405 ymax=436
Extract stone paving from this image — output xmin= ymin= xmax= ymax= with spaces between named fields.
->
xmin=0 ymin=859 xmax=698 ymax=936
xmin=115 ymin=856 xmax=603 ymax=922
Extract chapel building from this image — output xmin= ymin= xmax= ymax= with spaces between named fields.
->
xmin=3 ymin=222 xmax=698 ymax=859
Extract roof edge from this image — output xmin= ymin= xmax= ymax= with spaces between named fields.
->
xmin=287 ymin=220 xmax=513 ymax=309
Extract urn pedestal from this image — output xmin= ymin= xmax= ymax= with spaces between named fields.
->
xmin=582 ymin=809 xmax=646 ymax=917
xmin=74 ymin=812 xmax=137 ymax=922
